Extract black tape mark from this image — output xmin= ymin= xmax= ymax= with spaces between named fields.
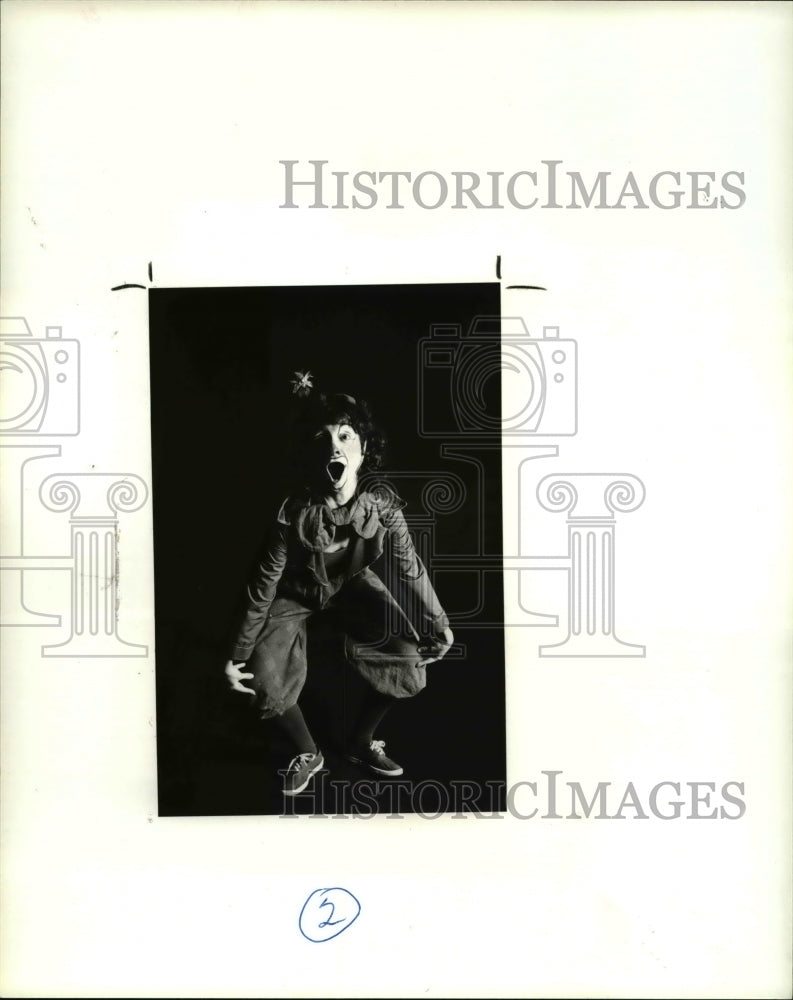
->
xmin=148 ymin=261 xmax=153 ymax=282
xmin=111 ymin=283 xmax=147 ymax=291
xmin=505 ymin=285 xmax=546 ymax=291
xmin=496 ymin=255 xmax=501 ymax=280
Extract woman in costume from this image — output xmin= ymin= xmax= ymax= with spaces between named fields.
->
xmin=224 ymin=373 xmax=453 ymax=796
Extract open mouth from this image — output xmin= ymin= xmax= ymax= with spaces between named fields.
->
xmin=327 ymin=459 xmax=347 ymax=486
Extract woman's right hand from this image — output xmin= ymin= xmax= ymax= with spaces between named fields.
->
xmin=224 ymin=659 xmax=255 ymax=697
xmin=416 ymin=628 xmax=454 ymax=667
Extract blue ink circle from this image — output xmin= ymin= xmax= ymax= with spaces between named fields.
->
xmin=299 ymin=887 xmax=361 ymax=943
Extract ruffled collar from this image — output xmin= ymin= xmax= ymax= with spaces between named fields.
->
xmin=277 ymin=492 xmax=384 ymax=586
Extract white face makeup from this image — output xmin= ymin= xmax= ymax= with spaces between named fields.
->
xmin=313 ymin=422 xmax=366 ymax=504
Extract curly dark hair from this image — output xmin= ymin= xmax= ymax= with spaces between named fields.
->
xmin=288 ymin=389 xmax=387 ymax=490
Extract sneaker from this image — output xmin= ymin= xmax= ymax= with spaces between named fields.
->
xmin=282 ymin=749 xmax=324 ymax=796
xmin=346 ymin=739 xmax=403 ymax=777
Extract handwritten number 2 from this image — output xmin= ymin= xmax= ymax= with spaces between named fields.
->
xmin=318 ymin=898 xmax=344 ymax=928
xmin=299 ymin=888 xmax=361 ymax=942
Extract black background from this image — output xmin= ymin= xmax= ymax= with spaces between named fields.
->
xmin=149 ymin=283 xmax=506 ymax=816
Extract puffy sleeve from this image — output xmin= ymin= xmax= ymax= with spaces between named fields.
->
xmin=227 ymin=515 xmax=289 ymax=661
xmin=380 ymin=502 xmax=449 ymax=636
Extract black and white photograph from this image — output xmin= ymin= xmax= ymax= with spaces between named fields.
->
xmin=1 ymin=2 xmax=790 ymax=997
xmin=149 ymin=283 xmax=507 ymax=816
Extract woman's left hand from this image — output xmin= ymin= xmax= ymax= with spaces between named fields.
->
xmin=417 ymin=627 xmax=454 ymax=666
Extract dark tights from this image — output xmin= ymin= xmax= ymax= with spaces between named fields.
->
xmin=272 ymin=704 xmax=317 ymax=756
xmin=350 ymin=688 xmax=398 ymax=748
xmin=272 ymin=688 xmax=398 ymax=756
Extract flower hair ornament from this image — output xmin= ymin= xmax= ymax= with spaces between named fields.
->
xmin=290 ymin=370 xmax=358 ymax=409
xmin=290 ymin=370 xmax=314 ymax=397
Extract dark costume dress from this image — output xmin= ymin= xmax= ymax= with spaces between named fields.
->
xmin=229 ymin=490 xmax=449 ymax=719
